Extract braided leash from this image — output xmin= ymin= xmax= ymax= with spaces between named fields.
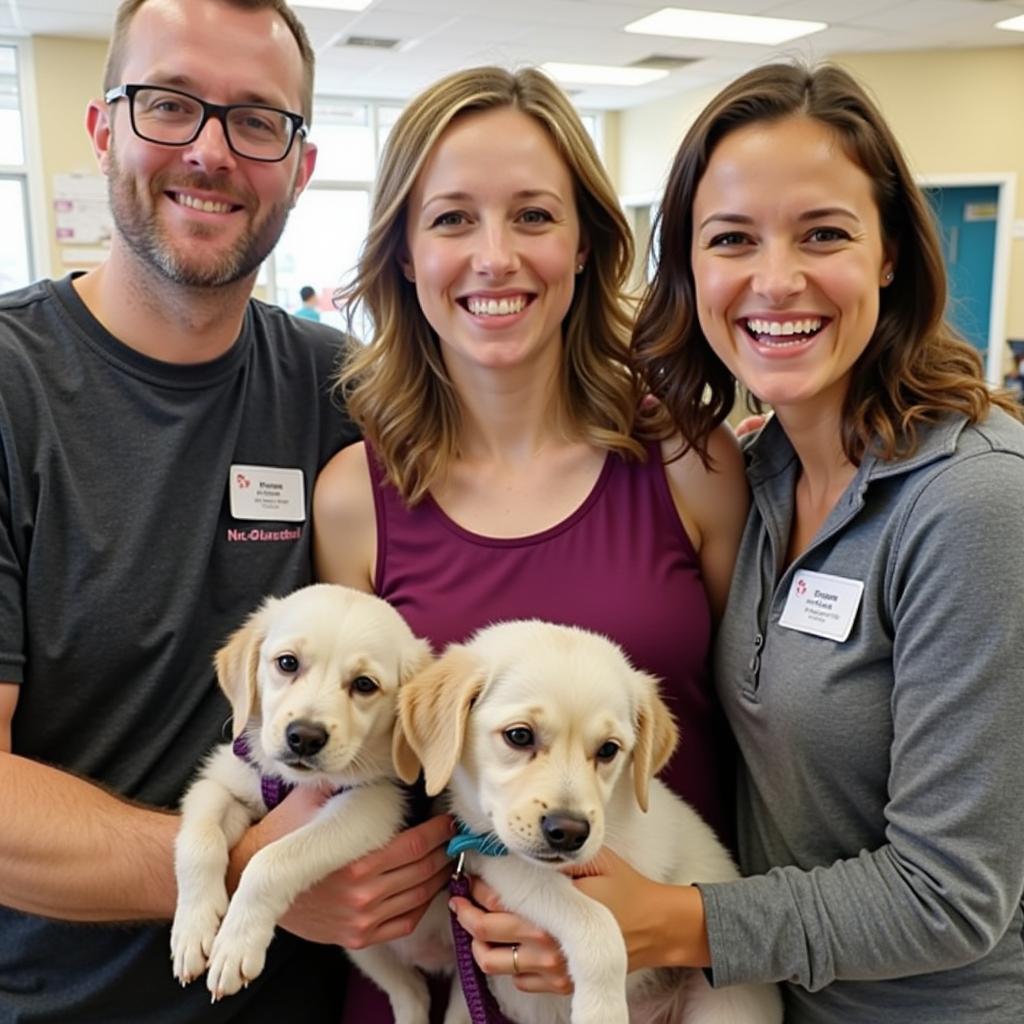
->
xmin=449 ymin=853 xmax=516 ymax=1024
xmin=447 ymin=826 xmax=516 ymax=1024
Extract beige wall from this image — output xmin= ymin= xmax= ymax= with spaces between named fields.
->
xmin=31 ymin=35 xmax=108 ymax=279
xmin=839 ymin=48 xmax=1024 ymax=344
xmin=616 ymin=46 xmax=1024 ymax=343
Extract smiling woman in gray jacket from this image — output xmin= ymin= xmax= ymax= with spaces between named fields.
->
xmin=575 ymin=62 xmax=1024 ymax=1024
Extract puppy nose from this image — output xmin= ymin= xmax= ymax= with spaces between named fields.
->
xmin=541 ymin=812 xmax=590 ymax=852
xmin=285 ymin=720 xmax=328 ymax=757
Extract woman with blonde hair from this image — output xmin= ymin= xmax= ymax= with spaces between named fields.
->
xmin=313 ymin=64 xmax=748 ymax=1019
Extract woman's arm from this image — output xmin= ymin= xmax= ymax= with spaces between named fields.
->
xmin=698 ymin=453 xmax=1024 ymax=990
xmin=661 ymin=425 xmax=749 ymax=621
xmin=312 ymin=440 xmax=377 ymax=592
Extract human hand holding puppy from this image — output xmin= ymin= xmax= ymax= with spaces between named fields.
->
xmin=231 ymin=791 xmax=453 ymax=949
xmin=572 ymin=850 xmax=711 ymax=972
xmin=449 ymin=877 xmax=571 ymax=994
xmin=451 ymin=853 xmax=711 ymax=994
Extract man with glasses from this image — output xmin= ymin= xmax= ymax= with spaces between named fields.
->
xmin=0 ymin=1 xmax=452 ymax=1020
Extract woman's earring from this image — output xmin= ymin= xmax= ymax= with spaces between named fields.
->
xmin=575 ymin=262 xmax=585 ymax=274
xmin=883 ymin=270 xmax=894 ymax=284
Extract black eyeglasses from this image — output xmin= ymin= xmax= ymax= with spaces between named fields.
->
xmin=104 ymin=84 xmax=307 ymax=163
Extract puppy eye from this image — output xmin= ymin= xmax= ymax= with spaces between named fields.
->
xmin=504 ymin=726 xmax=534 ymax=749
xmin=350 ymin=675 xmax=379 ymax=695
xmin=596 ymin=741 xmax=620 ymax=762
xmin=276 ymin=654 xmax=300 ymax=674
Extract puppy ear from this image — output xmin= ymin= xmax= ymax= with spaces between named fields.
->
xmin=391 ymin=637 xmax=436 ymax=784
xmin=397 ymin=645 xmax=488 ymax=796
xmin=392 ymin=720 xmax=422 ymax=787
xmin=631 ymin=672 xmax=679 ymax=812
xmin=214 ymin=602 xmax=270 ymax=740
xmin=400 ymin=636 xmax=434 ymax=684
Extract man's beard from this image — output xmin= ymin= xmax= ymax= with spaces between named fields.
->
xmin=107 ymin=147 xmax=295 ymax=288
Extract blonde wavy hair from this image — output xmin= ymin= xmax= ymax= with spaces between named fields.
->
xmin=633 ymin=62 xmax=1022 ymax=467
xmin=336 ymin=66 xmax=640 ymax=505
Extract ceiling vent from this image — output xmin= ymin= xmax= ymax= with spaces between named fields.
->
xmin=337 ymin=35 xmax=401 ymax=49
xmin=630 ymin=54 xmax=699 ymax=71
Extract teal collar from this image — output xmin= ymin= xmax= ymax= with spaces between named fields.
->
xmin=447 ymin=821 xmax=509 ymax=858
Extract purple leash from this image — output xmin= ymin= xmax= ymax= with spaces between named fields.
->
xmin=449 ymin=851 xmax=516 ymax=1024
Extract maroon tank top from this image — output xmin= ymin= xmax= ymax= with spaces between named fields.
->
xmin=342 ymin=441 xmax=734 ymax=1022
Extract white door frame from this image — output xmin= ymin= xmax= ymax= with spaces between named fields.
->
xmin=916 ymin=172 xmax=1017 ymax=386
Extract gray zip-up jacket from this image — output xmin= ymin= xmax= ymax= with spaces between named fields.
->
xmin=700 ymin=408 xmax=1024 ymax=1023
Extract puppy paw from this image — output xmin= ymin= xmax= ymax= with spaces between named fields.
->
xmin=170 ymin=899 xmax=224 ymax=985
xmin=204 ymin=910 xmax=274 ymax=1000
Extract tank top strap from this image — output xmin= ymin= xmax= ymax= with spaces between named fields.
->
xmin=364 ymin=440 xmax=407 ymax=596
xmin=601 ymin=438 xmax=697 ymax=560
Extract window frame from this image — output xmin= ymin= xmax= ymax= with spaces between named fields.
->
xmin=0 ymin=37 xmax=47 ymax=283
xmin=266 ymin=96 xmax=388 ymax=313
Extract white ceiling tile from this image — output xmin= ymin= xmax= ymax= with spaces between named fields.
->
xmin=763 ymin=0 xmax=897 ymax=21
xmin=9 ymin=0 xmax=1024 ymax=109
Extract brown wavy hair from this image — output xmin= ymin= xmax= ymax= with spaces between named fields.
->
xmin=336 ymin=66 xmax=640 ymax=505
xmin=632 ymin=62 xmax=1022 ymax=466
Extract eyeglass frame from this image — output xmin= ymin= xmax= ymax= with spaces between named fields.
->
xmin=104 ymin=83 xmax=308 ymax=163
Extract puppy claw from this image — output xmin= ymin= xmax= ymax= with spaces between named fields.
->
xmin=170 ymin=900 xmax=224 ymax=986
xmin=205 ymin=923 xmax=271 ymax=1000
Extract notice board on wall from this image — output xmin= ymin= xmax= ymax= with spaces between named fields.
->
xmin=53 ymin=172 xmax=111 ymax=246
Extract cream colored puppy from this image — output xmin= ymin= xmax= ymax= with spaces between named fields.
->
xmin=170 ymin=583 xmax=442 ymax=1021
xmin=395 ymin=620 xmax=783 ymax=1024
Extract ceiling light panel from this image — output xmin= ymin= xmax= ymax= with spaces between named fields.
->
xmin=294 ymin=0 xmax=373 ymax=12
xmin=541 ymin=62 xmax=670 ymax=86
xmin=995 ymin=15 xmax=1024 ymax=33
xmin=625 ymin=7 xmax=827 ymax=46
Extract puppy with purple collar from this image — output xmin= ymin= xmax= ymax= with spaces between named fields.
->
xmin=170 ymin=583 xmax=449 ymax=1022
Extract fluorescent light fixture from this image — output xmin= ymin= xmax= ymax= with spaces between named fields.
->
xmin=995 ymin=14 xmax=1024 ymax=33
xmin=625 ymin=7 xmax=826 ymax=46
xmin=293 ymin=0 xmax=373 ymax=11
xmin=541 ymin=62 xmax=669 ymax=87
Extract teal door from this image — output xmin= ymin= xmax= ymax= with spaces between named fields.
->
xmin=923 ymin=184 xmax=998 ymax=357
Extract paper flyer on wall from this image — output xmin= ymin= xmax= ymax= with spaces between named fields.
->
xmin=53 ymin=172 xmax=112 ymax=245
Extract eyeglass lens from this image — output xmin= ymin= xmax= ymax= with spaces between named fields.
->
xmin=131 ymin=87 xmax=294 ymax=160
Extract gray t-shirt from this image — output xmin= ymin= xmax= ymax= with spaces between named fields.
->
xmin=0 ymin=276 xmax=359 ymax=1022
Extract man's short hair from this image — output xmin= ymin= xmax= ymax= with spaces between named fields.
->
xmin=299 ymin=285 xmax=316 ymax=302
xmin=103 ymin=0 xmax=315 ymax=123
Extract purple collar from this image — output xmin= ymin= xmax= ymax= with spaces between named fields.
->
xmin=231 ymin=734 xmax=295 ymax=810
xmin=232 ymin=734 xmax=354 ymax=810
